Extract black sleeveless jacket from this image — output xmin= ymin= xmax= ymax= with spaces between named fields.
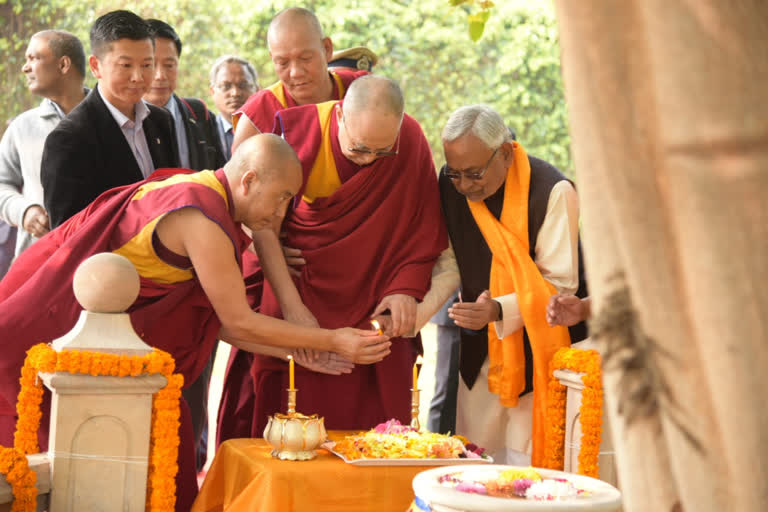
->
xmin=438 ymin=155 xmax=588 ymax=392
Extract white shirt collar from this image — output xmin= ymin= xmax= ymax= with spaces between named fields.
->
xmin=98 ymin=86 xmax=150 ymax=128
xmin=39 ymin=98 xmax=66 ymax=120
xmin=218 ymin=113 xmax=233 ymax=132
xmin=163 ymin=96 xmax=181 ymax=120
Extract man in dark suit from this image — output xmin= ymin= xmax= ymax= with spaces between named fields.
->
xmin=209 ymin=55 xmax=259 ymax=161
xmin=144 ymin=19 xmax=224 ymax=172
xmin=42 ymin=10 xmax=179 ymax=228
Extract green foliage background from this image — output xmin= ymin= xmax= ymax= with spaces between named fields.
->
xmin=0 ymin=0 xmax=572 ymax=176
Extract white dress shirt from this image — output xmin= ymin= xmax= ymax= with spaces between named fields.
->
xmin=99 ymin=88 xmax=154 ymax=178
xmin=164 ymin=96 xmax=191 ymax=169
xmin=215 ymin=114 xmax=234 ymax=161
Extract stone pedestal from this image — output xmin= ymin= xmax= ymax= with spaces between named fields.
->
xmin=42 ymin=253 xmax=165 ymax=511
xmin=0 ymin=253 xmax=167 ymax=511
xmin=42 ymin=371 xmax=165 ymax=511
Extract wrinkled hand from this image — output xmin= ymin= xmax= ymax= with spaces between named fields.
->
xmin=22 ymin=205 xmax=50 ymax=238
xmin=330 ymin=327 xmax=391 ymax=364
xmin=371 ymin=294 xmax=416 ymax=337
xmin=448 ymin=290 xmax=499 ymax=330
xmin=292 ymin=350 xmax=354 ymax=375
xmin=546 ymin=294 xmax=588 ymax=327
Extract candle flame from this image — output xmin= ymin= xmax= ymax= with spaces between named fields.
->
xmin=371 ymin=319 xmax=383 ymax=335
xmin=287 ymin=355 xmax=293 ymax=361
xmin=415 ymin=355 xmax=424 ymax=366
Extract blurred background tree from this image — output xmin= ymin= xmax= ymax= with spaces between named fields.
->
xmin=0 ymin=0 xmax=572 ymax=176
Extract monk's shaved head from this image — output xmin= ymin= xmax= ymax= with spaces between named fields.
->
xmin=267 ymin=7 xmax=324 ymax=49
xmin=227 ymin=134 xmax=302 ymax=229
xmin=265 ymin=7 xmax=333 ymax=106
xmin=343 ymin=75 xmax=405 ymax=121
xmin=226 ymin=133 xmax=301 ymax=184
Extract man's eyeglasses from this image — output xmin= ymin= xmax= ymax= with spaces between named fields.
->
xmin=214 ymin=81 xmax=254 ymax=92
xmin=341 ymin=115 xmax=399 ymax=158
xmin=444 ymin=147 xmax=500 ymax=181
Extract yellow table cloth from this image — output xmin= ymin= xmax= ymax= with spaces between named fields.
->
xmin=192 ymin=431 xmax=431 ymax=512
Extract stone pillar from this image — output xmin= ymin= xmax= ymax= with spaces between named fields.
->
xmin=40 ymin=253 xmax=166 ymax=512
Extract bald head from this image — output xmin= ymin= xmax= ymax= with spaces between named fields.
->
xmin=226 ymin=134 xmax=302 ymax=230
xmin=265 ymin=7 xmax=333 ymax=105
xmin=335 ymin=76 xmax=405 ymax=166
xmin=226 ymin=133 xmax=301 ymax=184
xmin=267 ymin=8 xmax=324 ymax=49
xmin=343 ymin=75 xmax=405 ymax=121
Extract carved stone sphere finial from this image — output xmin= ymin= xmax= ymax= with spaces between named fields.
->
xmin=72 ymin=253 xmax=140 ymax=313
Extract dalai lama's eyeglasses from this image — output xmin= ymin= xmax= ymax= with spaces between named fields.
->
xmin=341 ymin=115 xmax=400 ymax=158
xmin=444 ymin=147 xmax=500 ymax=181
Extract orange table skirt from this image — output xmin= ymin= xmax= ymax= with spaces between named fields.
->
xmin=192 ymin=432 xmax=432 ymax=512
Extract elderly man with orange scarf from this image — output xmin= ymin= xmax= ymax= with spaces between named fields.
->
xmin=438 ymin=105 xmax=588 ymax=466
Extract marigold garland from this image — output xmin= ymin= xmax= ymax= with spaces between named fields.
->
xmin=543 ymin=347 xmax=603 ymax=478
xmin=1 ymin=343 xmax=183 ymax=512
xmin=0 ymin=447 xmax=37 ymax=511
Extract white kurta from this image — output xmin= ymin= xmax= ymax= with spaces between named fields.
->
xmin=454 ymin=179 xmax=580 ymax=464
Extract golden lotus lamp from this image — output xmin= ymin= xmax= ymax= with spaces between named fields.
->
xmin=263 ymin=355 xmax=327 ymax=460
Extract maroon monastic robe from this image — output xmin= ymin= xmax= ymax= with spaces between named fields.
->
xmin=234 ymin=69 xmax=366 ymax=133
xmin=244 ymin=102 xmax=447 ymax=436
xmin=217 ymin=69 xmax=366 ymax=445
xmin=0 ymin=168 xmax=247 ymax=512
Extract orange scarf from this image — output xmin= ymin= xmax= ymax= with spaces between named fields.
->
xmin=467 ymin=141 xmax=572 ymax=465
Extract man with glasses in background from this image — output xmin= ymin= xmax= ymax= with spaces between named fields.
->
xmin=209 ymin=55 xmax=259 ymax=161
xmin=438 ymin=104 xmax=588 ymax=466
xmin=242 ymin=75 xmax=451 ymax=436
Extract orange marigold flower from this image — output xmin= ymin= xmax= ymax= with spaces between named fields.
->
xmin=6 ymin=345 xmax=182 ymax=511
xmin=543 ymin=347 xmax=603 ymax=477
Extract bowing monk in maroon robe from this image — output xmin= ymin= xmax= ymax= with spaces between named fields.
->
xmin=240 ymin=75 xmax=449 ymax=436
xmin=0 ymin=135 xmax=389 ymax=511
xmin=218 ymin=7 xmax=368 ymax=444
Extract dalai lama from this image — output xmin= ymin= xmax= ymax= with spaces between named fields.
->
xmin=242 ymin=75 xmax=448 ymax=436
xmin=216 ymin=7 xmax=369 ymax=444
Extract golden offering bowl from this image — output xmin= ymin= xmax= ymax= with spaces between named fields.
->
xmin=263 ymin=412 xmax=327 ymax=461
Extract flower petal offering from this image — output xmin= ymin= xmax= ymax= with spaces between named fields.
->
xmin=413 ymin=464 xmax=622 ymax=511
xmin=438 ymin=467 xmax=584 ymax=500
xmin=326 ymin=419 xmax=492 ymax=465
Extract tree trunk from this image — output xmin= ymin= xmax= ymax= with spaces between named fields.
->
xmin=553 ymin=1 xmax=768 ymax=511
